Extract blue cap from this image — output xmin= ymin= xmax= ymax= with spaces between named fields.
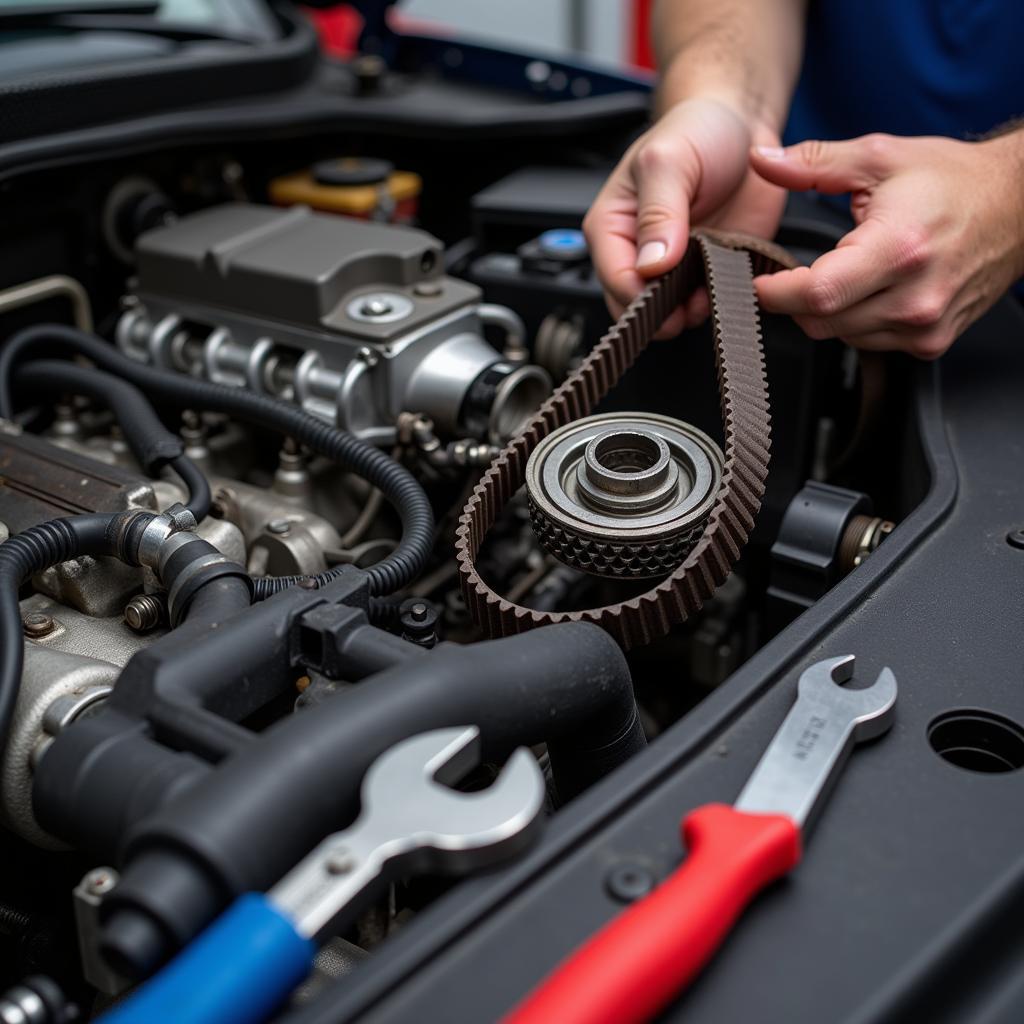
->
xmin=537 ymin=228 xmax=588 ymax=261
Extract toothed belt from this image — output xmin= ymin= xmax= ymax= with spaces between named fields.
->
xmin=454 ymin=231 xmax=796 ymax=650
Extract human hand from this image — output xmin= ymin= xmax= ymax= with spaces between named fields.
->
xmin=584 ymin=97 xmax=787 ymax=337
xmin=750 ymin=132 xmax=1024 ymax=359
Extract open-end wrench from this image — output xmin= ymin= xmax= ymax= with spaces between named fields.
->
xmin=505 ymin=654 xmax=897 ymax=1024
xmin=102 ymin=726 xmax=546 ymax=1024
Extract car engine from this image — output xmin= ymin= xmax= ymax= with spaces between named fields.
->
xmin=4 ymin=6 xmax=1012 ymax=1023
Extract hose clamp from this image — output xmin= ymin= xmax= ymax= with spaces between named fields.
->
xmin=137 ymin=503 xmax=197 ymax=568
xmin=33 ymin=684 xmax=113 ymax=769
xmin=159 ymin=537 xmax=252 ymax=626
xmin=166 ymin=551 xmax=235 ymax=625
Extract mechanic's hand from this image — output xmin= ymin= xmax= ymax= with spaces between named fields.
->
xmin=584 ymin=98 xmax=786 ymax=337
xmin=750 ymin=132 xmax=1024 ymax=359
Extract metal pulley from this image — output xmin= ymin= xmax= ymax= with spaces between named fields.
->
xmin=524 ymin=412 xmax=724 ymax=578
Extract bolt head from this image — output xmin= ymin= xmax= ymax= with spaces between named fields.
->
xmin=22 ymin=612 xmax=56 ymax=638
xmin=360 ymin=297 xmax=393 ymax=317
xmin=124 ymin=594 xmax=162 ymax=633
xmin=267 ymin=518 xmax=292 ymax=536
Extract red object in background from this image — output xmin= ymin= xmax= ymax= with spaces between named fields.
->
xmin=306 ymin=4 xmax=363 ymax=56
xmin=631 ymin=0 xmax=655 ymax=69
xmin=310 ymin=3 xmax=654 ymax=71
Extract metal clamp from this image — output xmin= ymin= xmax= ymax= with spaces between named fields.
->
xmin=136 ymin=504 xmax=198 ymax=568
xmin=165 ymin=551 xmax=236 ymax=625
xmin=32 ymin=685 xmax=113 ymax=769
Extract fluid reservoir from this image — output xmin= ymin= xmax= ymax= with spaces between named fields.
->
xmin=269 ymin=157 xmax=421 ymax=221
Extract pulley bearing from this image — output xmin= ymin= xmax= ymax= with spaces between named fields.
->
xmin=525 ymin=412 xmax=725 ymax=578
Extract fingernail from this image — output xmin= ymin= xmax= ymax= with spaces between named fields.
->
xmin=636 ymin=241 xmax=667 ymax=268
xmin=754 ymin=145 xmax=787 ymax=159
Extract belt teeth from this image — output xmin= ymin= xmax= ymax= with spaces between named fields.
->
xmin=453 ymin=231 xmax=790 ymax=651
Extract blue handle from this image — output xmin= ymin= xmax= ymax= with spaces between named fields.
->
xmin=100 ymin=893 xmax=315 ymax=1024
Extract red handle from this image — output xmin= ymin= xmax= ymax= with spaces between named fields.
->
xmin=502 ymin=804 xmax=801 ymax=1024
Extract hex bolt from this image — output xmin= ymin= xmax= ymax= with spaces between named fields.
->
xmin=267 ymin=519 xmax=293 ymax=536
xmin=605 ymin=862 xmax=657 ymax=904
xmin=124 ymin=594 xmax=165 ymax=633
xmin=22 ymin=612 xmax=56 ymax=639
xmin=413 ymin=281 xmax=442 ymax=298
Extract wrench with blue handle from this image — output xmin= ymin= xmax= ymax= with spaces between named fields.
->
xmin=101 ymin=726 xmax=546 ymax=1024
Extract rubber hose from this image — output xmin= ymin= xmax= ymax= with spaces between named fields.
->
xmin=168 ymin=456 xmax=212 ymax=522
xmin=183 ymin=577 xmax=252 ymax=628
xmin=0 ymin=326 xmax=434 ymax=597
xmin=0 ymin=514 xmax=119 ymax=750
xmin=14 ymin=360 xmax=211 ymax=521
xmin=99 ymin=623 xmax=645 ymax=979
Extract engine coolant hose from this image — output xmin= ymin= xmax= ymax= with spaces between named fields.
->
xmin=94 ymin=623 xmax=646 ymax=980
xmin=0 ymin=514 xmax=120 ymax=750
xmin=0 ymin=508 xmax=253 ymax=755
xmin=0 ymin=325 xmax=434 ymax=598
xmin=14 ymin=360 xmax=212 ymax=520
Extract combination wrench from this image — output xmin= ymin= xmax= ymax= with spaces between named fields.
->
xmin=102 ymin=726 xmax=546 ymax=1024
xmin=506 ymin=654 xmax=898 ymax=1024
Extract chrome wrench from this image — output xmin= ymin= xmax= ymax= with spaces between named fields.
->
xmin=103 ymin=726 xmax=546 ymax=1024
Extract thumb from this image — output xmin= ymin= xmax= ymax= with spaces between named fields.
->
xmin=750 ymin=135 xmax=894 ymax=195
xmin=633 ymin=151 xmax=695 ymax=277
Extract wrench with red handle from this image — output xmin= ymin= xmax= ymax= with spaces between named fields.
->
xmin=503 ymin=654 xmax=897 ymax=1024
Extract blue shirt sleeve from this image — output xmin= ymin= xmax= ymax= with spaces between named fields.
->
xmin=785 ymin=0 xmax=1024 ymax=145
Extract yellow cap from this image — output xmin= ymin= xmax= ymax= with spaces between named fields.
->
xmin=270 ymin=165 xmax=422 ymax=216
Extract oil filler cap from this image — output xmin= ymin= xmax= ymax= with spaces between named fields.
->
xmin=312 ymin=157 xmax=394 ymax=187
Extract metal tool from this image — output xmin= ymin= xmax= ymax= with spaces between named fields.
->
xmin=271 ymin=726 xmax=545 ymax=938
xmin=100 ymin=726 xmax=546 ymax=1024
xmin=504 ymin=655 xmax=897 ymax=1024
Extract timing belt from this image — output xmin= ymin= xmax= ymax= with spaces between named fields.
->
xmin=454 ymin=231 xmax=797 ymax=650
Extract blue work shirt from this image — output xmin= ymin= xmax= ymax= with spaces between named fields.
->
xmin=785 ymin=1 xmax=1024 ymax=145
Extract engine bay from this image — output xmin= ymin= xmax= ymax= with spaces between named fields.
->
xmin=2 ymin=13 xmax=1013 ymax=1023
